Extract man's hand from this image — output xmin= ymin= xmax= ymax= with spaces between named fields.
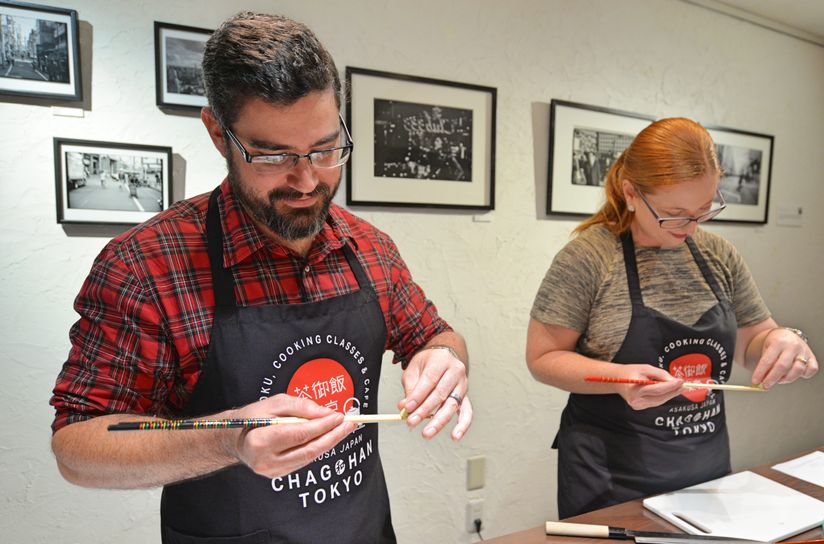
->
xmin=227 ymin=394 xmax=357 ymax=478
xmin=399 ymin=342 xmax=472 ymax=441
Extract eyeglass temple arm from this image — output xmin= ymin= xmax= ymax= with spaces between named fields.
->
xmin=339 ymin=113 xmax=353 ymax=145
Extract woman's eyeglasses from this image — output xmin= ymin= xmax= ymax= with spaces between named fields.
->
xmin=637 ymin=189 xmax=726 ymax=229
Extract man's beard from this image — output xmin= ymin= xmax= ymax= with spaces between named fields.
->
xmin=227 ymin=155 xmax=338 ymax=241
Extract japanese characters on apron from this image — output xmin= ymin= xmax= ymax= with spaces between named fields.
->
xmin=161 ymin=188 xmax=395 ymax=543
xmin=554 ymin=232 xmax=737 ymax=519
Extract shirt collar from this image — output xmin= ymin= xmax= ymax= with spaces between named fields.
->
xmin=217 ymin=179 xmax=355 ymax=267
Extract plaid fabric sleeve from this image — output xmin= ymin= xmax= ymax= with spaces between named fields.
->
xmin=50 ymin=244 xmax=177 ymax=433
xmin=379 ymin=234 xmax=452 ymax=367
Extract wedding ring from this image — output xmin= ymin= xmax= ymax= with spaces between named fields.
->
xmin=447 ymin=392 xmax=463 ymax=405
xmin=796 ymin=355 xmax=810 ymax=364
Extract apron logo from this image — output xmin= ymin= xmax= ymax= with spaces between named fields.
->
xmin=287 ymin=358 xmax=356 ymax=413
xmin=669 ymin=353 xmax=712 ymax=402
xmin=270 ymin=436 xmax=374 ymax=508
xmin=651 ymin=335 xmax=729 ymax=436
xmin=656 ymin=335 xmax=730 ymax=398
xmin=257 ymin=334 xmax=377 ymax=509
xmin=259 ymin=333 xmax=371 ymax=411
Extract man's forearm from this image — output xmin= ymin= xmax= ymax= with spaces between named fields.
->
xmin=52 ymin=412 xmax=240 ymax=489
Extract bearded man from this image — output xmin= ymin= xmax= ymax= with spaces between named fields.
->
xmin=50 ymin=12 xmax=472 ymax=544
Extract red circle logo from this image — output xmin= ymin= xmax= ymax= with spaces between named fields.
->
xmin=669 ymin=353 xmax=712 ymax=402
xmin=286 ymin=358 xmax=355 ymax=413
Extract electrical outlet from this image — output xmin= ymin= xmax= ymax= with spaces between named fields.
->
xmin=465 ymin=498 xmax=483 ymax=533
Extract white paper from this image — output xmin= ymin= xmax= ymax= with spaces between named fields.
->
xmin=773 ymin=451 xmax=824 ymax=488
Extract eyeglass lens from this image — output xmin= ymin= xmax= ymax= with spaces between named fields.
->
xmin=250 ymin=146 xmax=351 ymax=174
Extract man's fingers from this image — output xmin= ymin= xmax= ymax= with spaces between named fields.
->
xmin=420 ymin=387 xmax=463 ymax=438
xmin=403 ymin=367 xmax=443 ymax=415
xmin=241 ymin=413 xmax=353 ymax=477
xmin=451 ymin=397 xmax=473 ymax=441
xmin=259 ymin=393 xmax=337 ymax=418
xmin=267 ymin=420 xmax=358 ymax=477
xmin=406 ymin=368 xmax=463 ymax=427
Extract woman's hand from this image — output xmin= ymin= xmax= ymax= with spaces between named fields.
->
xmin=751 ymin=328 xmax=818 ymax=389
xmin=617 ymin=364 xmax=684 ymax=410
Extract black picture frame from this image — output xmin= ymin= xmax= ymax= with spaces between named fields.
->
xmin=547 ymin=99 xmax=654 ymax=216
xmin=346 ymin=67 xmax=496 ymax=211
xmin=54 ymin=138 xmax=173 ymax=225
xmin=704 ymin=124 xmax=773 ymax=224
xmin=154 ymin=21 xmax=211 ymax=110
xmin=0 ymin=0 xmax=82 ymax=101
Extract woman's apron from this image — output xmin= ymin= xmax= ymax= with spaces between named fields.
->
xmin=555 ymin=232 xmax=736 ymax=518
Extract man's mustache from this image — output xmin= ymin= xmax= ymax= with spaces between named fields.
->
xmin=269 ymin=183 xmax=331 ymax=202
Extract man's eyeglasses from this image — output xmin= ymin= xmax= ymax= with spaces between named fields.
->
xmin=636 ymin=189 xmax=727 ymax=229
xmin=223 ymin=114 xmax=353 ymax=174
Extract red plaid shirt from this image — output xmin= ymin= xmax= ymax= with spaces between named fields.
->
xmin=51 ymin=180 xmax=450 ymax=432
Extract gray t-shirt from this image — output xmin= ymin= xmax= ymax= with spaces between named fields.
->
xmin=530 ymin=224 xmax=770 ymax=362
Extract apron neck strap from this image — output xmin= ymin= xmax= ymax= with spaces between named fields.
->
xmin=341 ymin=243 xmax=371 ymax=291
xmin=206 ymin=187 xmax=237 ymax=307
xmin=620 ymin=231 xmax=645 ymax=307
xmin=684 ymin=236 xmax=725 ymax=302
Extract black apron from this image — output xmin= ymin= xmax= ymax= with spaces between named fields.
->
xmin=160 ymin=189 xmax=395 ymax=543
xmin=555 ymin=232 xmax=736 ymax=519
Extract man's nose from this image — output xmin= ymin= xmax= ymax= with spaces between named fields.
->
xmin=288 ymin=156 xmax=319 ymax=193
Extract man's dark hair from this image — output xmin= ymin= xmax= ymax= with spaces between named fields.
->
xmin=202 ymin=12 xmax=341 ymax=126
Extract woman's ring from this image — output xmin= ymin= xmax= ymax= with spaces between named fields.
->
xmin=796 ymin=355 xmax=810 ymax=364
xmin=448 ymin=392 xmax=463 ymax=405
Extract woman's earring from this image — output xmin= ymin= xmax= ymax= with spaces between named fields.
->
xmin=628 ymin=205 xmax=635 ymax=212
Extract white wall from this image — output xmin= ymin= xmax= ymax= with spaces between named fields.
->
xmin=2 ymin=0 xmax=823 ymax=542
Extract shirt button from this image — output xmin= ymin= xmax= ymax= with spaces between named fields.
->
xmin=304 ymin=266 xmax=310 ymax=273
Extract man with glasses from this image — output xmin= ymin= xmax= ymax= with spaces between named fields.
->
xmin=526 ymin=117 xmax=817 ymax=518
xmin=50 ymin=12 xmax=471 ymax=543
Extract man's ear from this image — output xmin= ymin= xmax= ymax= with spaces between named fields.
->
xmin=201 ymin=107 xmax=228 ymax=158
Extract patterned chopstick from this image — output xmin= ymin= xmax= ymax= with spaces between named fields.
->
xmin=108 ymin=411 xmax=411 ymax=432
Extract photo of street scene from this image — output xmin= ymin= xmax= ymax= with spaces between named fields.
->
xmin=164 ymin=35 xmax=205 ymax=96
xmin=65 ymin=152 xmax=165 ymax=213
xmin=373 ymin=99 xmax=472 ymax=182
xmin=716 ymin=143 xmax=762 ymax=206
xmin=0 ymin=12 xmax=69 ymax=83
xmin=571 ymin=127 xmax=634 ymax=187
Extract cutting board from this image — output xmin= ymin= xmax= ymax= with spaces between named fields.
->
xmin=642 ymin=470 xmax=824 ymax=541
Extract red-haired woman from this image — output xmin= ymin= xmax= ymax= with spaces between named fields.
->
xmin=526 ymin=117 xmax=818 ymax=518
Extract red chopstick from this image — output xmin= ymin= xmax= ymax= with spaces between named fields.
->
xmin=585 ymin=376 xmax=659 ymax=385
xmin=584 ymin=375 xmax=767 ymax=392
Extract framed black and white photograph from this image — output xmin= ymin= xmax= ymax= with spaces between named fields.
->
xmin=154 ymin=21 xmax=211 ymax=109
xmin=346 ymin=67 xmax=496 ymax=210
xmin=54 ymin=138 xmax=173 ymax=225
xmin=706 ymin=125 xmax=773 ymax=224
xmin=0 ymin=1 xmax=81 ymax=101
xmin=548 ymin=99 xmax=654 ymax=216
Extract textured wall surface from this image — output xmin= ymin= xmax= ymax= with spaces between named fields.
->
xmin=1 ymin=1 xmax=823 ymax=542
